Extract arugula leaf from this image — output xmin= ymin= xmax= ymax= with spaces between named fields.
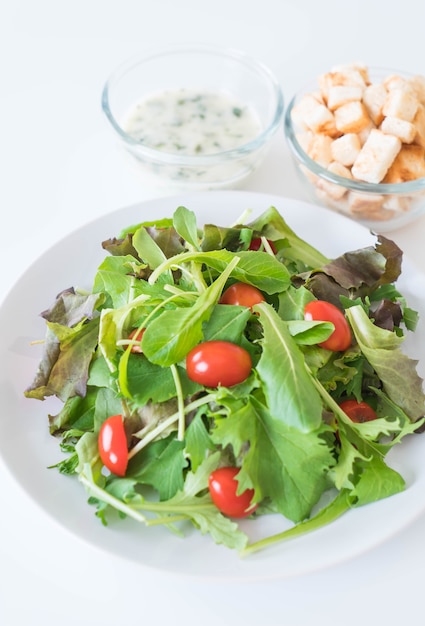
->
xmin=127 ymin=435 xmax=188 ymax=500
xmin=124 ymin=355 xmax=199 ymax=405
xmin=347 ymin=305 xmax=425 ymax=421
xmin=132 ymin=226 xmax=168 ymax=270
xmin=141 ymin=257 xmax=239 ymax=366
xmin=240 ymin=489 xmax=353 ymax=557
xmin=79 ymin=452 xmax=248 ymax=550
xmin=173 ymin=206 xmax=200 ymax=250
xmin=212 ymin=396 xmax=334 ymax=522
xmin=351 ymin=455 xmax=405 ymax=505
xmin=149 ymin=249 xmax=291 ymax=295
xmin=254 ymin=302 xmax=324 ymax=432
xmin=247 ymin=205 xmax=329 ymax=269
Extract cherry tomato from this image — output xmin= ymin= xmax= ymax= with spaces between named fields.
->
xmin=208 ymin=467 xmax=258 ymax=518
xmin=249 ymin=237 xmax=277 ymax=254
xmin=128 ymin=327 xmax=145 ymax=353
xmin=186 ymin=340 xmax=252 ymax=387
xmin=339 ymin=399 xmax=378 ymax=423
xmin=304 ymin=300 xmax=351 ymax=351
xmin=219 ymin=282 xmax=265 ymax=309
xmin=98 ymin=414 xmax=128 ymax=477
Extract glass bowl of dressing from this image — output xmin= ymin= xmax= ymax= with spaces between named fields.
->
xmin=101 ymin=44 xmax=284 ymax=189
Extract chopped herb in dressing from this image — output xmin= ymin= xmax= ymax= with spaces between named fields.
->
xmin=123 ymin=88 xmax=262 ymax=157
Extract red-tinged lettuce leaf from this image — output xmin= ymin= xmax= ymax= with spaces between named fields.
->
xmin=346 ymin=305 xmax=425 ymax=421
xmin=201 ymin=224 xmax=252 ymax=252
xmin=25 ymin=317 xmax=100 ymax=402
xmin=25 ymin=290 xmax=104 ymax=402
xmin=302 ymin=236 xmax=403 ymax=309
xmin=102 ymin=224 xmax=184 ymax=262
xmin=211 ymin=396 xmax=334 ymax=523
xmin=41 ymin=288 xmax=103 ymax=326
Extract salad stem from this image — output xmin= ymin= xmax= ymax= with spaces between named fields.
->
xmin=170 ymin=364 xmax=186 ymax=440
xmin=79 ymin=468 xmax=148 ymax=524
xmin=240 ymin=489 xmax=352 ymax=557
xmin=129 ymin=393 xmax=216 ymax=459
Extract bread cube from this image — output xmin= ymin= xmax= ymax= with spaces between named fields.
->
xmin=307 ymin=134 xmax=333 ymax=166
xmin=291 ymin=94 xmax=322 ymax=129
xmin=348 ymin=191 xmax=385 ymax=213
xmin=295 ymin=131 xmax=314 ymax=154
xmin=412 ymin=104 xmax=425 ymax=148
xmin=327 ymin=86 xmax=363 ymax=111
xmin=334 ymin=101 xmax=371 ymax=134
xmin=292 ymin=94 xmax=338 ymax=136
xmin=383 ymin=194 xmax=411 ymax=212
xmin=351 ymin=129 xmax=401 ymax=183
xmin=357 ymin=120 xmax=377 ymax=145
xmin=331 ymin=133 xmax=361 ymax=166
xmin=383 ymin=144 xmax=425 ymax=183
xmin=331 ymin=62 xmax=369 ymax=76
xmin=315 ymin=161 xmax=353 ymax=200
xmin=409 ymin=75 xmax=425 ymax=104
xmin=362 ymin=83 xmax=387 ymax=125
xmin=383 ymin=88 xmax=419 ymax=122
xmin=383 ymin=74 xmax=413 ymax=93
xmin=380 ymin=116 xmax=416 ymax=143
xmin=318 ymin=68 xmax=367 ymax=102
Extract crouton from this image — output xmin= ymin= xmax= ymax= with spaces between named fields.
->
xmin=318 ymin=68 xmax=367 ymax=102
xmin=412 ymin=104 xmax=425 ymax=148
xmin=351 ymin=129 xmax=401 ymax=183
xmin=380 ymin=116 xmax=417 ymax=143
xmin=327 ymin=86 xmax=363 ymax=111
xmin=357 ymin=120 xmax=377 ymax=145
xmin=331 ymin=63 xmax=370 ymax=84
xmin=292 ymin=94 xmax=338 ymax=136
xmin=409 ymin=75 xmax=425 ymax=104
xmin=331 ymin=133 xmax=361 ymax=166
xmin=362 ymin=83 xmax=387 ymax=125
xmin=291 ymin=94 xmax=323 ymax=129
xmin=295 ymin=131 xmax=314 ymax=154
xmin=383 ymin=74 xmax=412 ymax=93
xmin=315 ymin=161 xmax=353 ymax=200
xmin=383 ymin=195 xmax=411 ymax=212
xmin=383 ymin=144 xmax=425 ymax=183
xmin=383 ymin=88 xmax=419 ymax=122
xmin=348 ymin=191 xmax=385 ymax=213
xmin=334 ymin=101 xmax=371 ymax=134
xmin=307 ymin=134 xmax=333 ymax=167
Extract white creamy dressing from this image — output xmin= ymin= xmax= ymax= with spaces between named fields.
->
xmin=123 ymin=88 xmax=262 ymax=156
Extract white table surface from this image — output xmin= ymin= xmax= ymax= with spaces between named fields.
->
xmin=2 ymin=1 xmax=425 ymax=624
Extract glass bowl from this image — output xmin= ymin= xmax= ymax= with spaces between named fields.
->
xmin=102 ymin=44 xmax=284 ymax=190
xmin=284 ymin=66 xmax=425 ymax=232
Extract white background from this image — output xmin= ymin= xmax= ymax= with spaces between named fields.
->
xmin=1 ymin=2 xmax=425 ymax=624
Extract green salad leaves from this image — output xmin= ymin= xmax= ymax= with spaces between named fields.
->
xmin=25 ymin=205 xmax=425 ymax=556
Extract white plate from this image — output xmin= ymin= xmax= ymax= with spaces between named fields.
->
xmin=1 ymin=190 xmax=425 ymax=582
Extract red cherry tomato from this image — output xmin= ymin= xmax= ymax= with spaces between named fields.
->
xmin=219 ymin=282 xmax=265 ymax=309
xmin=208 ymin=467 xmax=258 ymax=518
xmin=304 ymin=300 xmax=351 ymax=351
xmin=128 ymin=327 xmax=145 ymax=353
xmin=98 ymin=414 xmax=128 ymax=477
xmin=249 ymin=237 xmax=277 ymax=254
xmin=186 ymin=340 xmax=252 ymax=387
xmin=339 ymin=399 xmax=378 ymax=423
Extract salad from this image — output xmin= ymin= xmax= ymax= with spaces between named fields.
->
xmin=24 ymin=205 xmax=425 ymax=556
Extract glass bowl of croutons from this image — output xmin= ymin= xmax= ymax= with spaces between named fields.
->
xmin=284 ymin=64 xmax=425 ymax=232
